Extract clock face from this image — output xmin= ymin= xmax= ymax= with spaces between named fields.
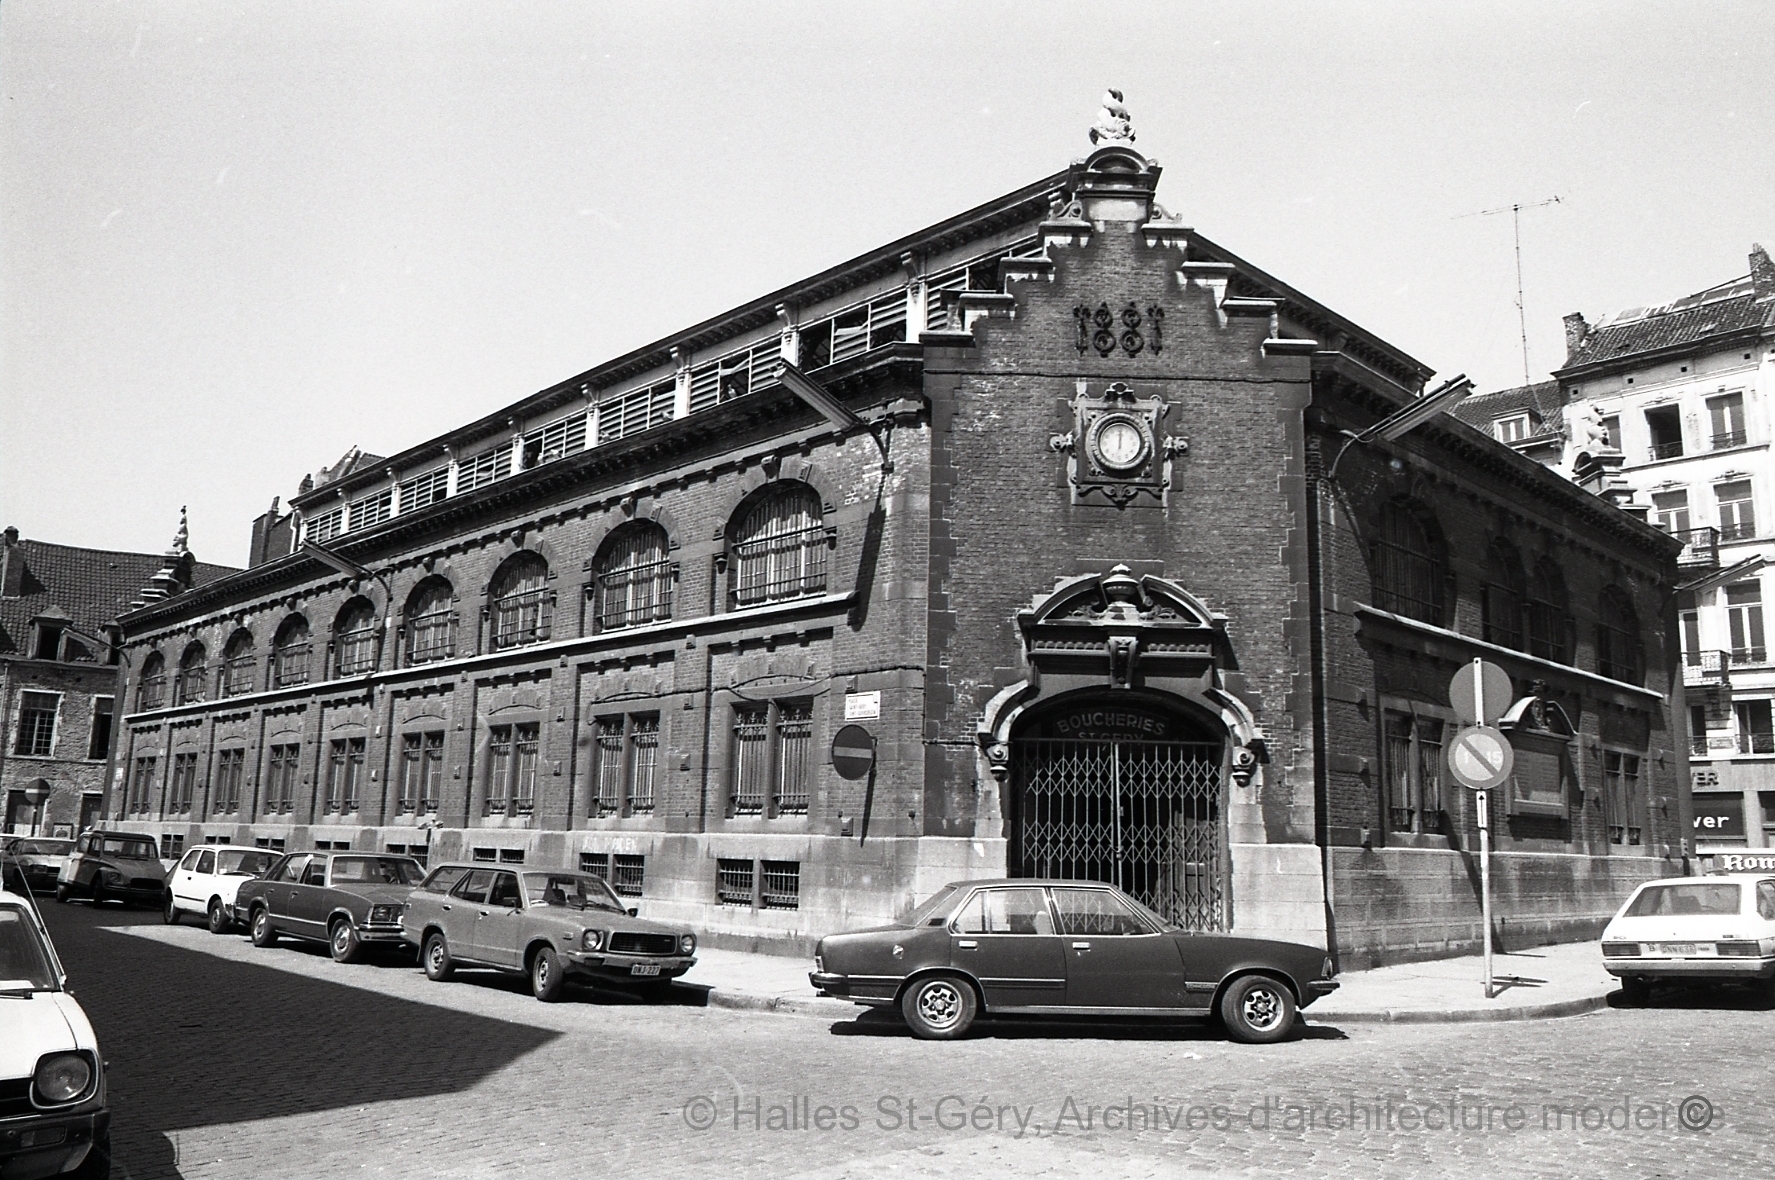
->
xmin=1092 ymin=416 xmax=1148 ymax=471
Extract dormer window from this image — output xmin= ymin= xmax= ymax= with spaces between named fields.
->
xmin=1493 ymin=413 xmax=1532 ymax=443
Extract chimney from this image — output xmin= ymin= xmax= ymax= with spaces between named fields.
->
xmin=1562 ymin=312 xmax=1590 ymax=361
xmin=248 ymin=496 xmax=291 ymax=568
xmin=0 ymin=526 xmax=21 ymax=597
xmin=1751 ymin=243 xmax=1775 ymax=304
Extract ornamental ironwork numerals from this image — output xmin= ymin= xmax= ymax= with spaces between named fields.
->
xmin=1073 ymin=303 xmax=1164 ymax=358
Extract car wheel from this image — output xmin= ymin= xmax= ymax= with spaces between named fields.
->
xmin=329 ymin=919 xmax=364 ymax=964
xmin=55 ymin=882 xmax=70 ymax=904
xmin=249 ymin=907 xmax=278 ymax=948
xmin=531 ymin=947 xmax=565 ymax=1002
xmin=1220 ymin=974 xmax=1298 ymax=1044
xmin=1618 ymin=976 xmax=1652 ymax=1006
xmin=422 ymin=932 xmax=454 ymax=981
xmin=900 ymin=974 xmax=977 ymax=1040
xmin=207 ymin=900 xmax=230 ymax=934
xmin=163 ymin=892 xmax=181 ymax=925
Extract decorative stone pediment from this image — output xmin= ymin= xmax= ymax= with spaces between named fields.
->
xmin=1499 ymin=681 xmax=1578 ymax=740
xmin=1017 ymin=565 xmax=1227 ymax=687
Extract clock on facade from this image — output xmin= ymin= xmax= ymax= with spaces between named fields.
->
xmin=1089 ymin=414 xmax=1150 ymax=473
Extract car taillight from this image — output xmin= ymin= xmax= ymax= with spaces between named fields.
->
xmin=1601 ymin=942 xmax=1640 ymax=957
xmin=1717 ymin=941 xmax=1761 ymax=957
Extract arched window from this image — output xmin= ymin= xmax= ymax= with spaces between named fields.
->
xmin=1596 ymin=586 xmax=1642 ymax=684
xmin=272 ymin=616 xmax=312 ymax=688
xmin=489 ymin=554 xmax=551 ymax=650
xmin=405 ymin=578 xmax=456 ymax=665
xmin=221 ymin=629 xmax=256 ymax=698
xmin=730 ymin=484 xmax=828 ymax=608
xmin=139 ymin=651 xmax=167 ymax=710
xmin=1526 ymin=560 xmax=1572 ymax=664
xmin=593 ymin=523 xmax=673 ymax=632
xmin=175 ymin=643 xmax=208 ymax=706
xmin=1482 ymin=540 xmax=1526 ymax=650
xmin=1369 ymin=500 xmax=1444 ymax=624
xmin=333 ymin=598 xmax=378 ymax=677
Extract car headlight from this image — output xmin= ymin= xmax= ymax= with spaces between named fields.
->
xmin=34 ymin=1052 xmax=95 ymax=1105
xmin=814 ymin=954 xmax=825 ymax=974
xmin=679 ymin=933 xmax=696 ymax=955
xmin=99 ymin=867 xmax=124 ymax=883
xmin=581 ymin=929 xmax=604 ymax=952
xmin=369 ymin=905 xmax=401 ymax=924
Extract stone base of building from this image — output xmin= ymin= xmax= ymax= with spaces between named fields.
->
xmin=1331 ymin=847 xmax=1676 ymax=970
xmin=1229 ymin=842 xmax=1328 ymax=950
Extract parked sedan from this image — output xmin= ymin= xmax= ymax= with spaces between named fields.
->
xmin=811 ymin=879 xmax=1339 ymax=1042
xmin=55 ymin=831 xmax=166 ymax=908
xmin=162 ymin=845 xmax=280 ymax=932
xmin=401 ymin=866 xmax=697 ymax=1001
xmin=1601 ymin=873 xmax=1775 ymax=1003
xmin=2 ymin=837 xmax=73 ymax=895
xmin=237 ymin=852 xmax=425 ymax=963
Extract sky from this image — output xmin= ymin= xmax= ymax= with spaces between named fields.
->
xmin=3 ymin=1 xmax=1772 ymax=568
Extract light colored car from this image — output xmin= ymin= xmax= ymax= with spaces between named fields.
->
xmin=2 ymin=837 xmax=74 ymax=895
xmin=400 ymin=865 xmax=697 ymax=1001
xmin=237 ymin=852 xmax=426 ymax=963
xmin=55 ymin=832 xmax=166 ymax=908
xmin=1601 ymin=873 xmax=1775 ymax=1003
xmin=162 ymin=845 xmax=281 ymax=933
xmin=0 ymin=884 xmax=109 ymax=1178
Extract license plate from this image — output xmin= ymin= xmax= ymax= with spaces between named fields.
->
xmin=629 ymin=963 xmax=661 ymax=976
xmin=1661 ymin=943 xmax=1698 ymax=956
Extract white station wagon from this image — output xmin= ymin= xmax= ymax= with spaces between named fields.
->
xmin=1601 ymin=873 xmax=1775 ymax=1003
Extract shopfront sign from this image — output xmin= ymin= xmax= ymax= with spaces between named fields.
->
xmin=1693 ymin=795 xmax=1747 ymax=840
xmin=1717 ymin=853 xmax=1775 ymax=872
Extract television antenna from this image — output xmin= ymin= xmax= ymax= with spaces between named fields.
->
xmin=1456 ymin=196 xmax=1562 ymax=386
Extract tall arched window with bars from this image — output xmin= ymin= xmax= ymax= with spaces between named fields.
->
xmin=221 ymin=629 xmax=256 ymax=698
xmin=1369 ymin=500 xmax=1444 ymax=625
xmin=593 ymin=523 xmax=673 ymax=631
xmin=1596 ymin=586 xmax=1642 ymax=684
xmin=1482 ymin=540 xmax=1526 ymax=650
xmin=333 ymin=599 xmax=378 ymax=676
xmin=1526 ymin=560 xmax=1573 ymax=664
xmin=175 ymin=643 xmax=207 ymax=705
xmin=730 ymin=484 xmax=828 ymax=609
xmin=405 ymin=578 xmax=457 ymax=665
xmin=488 ymin=554 xmax=551 ymax=650
xmin=272 ymin=616 xmax=312 ymax=688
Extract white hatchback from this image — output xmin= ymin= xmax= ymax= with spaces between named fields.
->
xmin=163 ymin=845 xmax=281 ymax=933
xmin=1601 ymin=873 xmax=1775 ymax=1003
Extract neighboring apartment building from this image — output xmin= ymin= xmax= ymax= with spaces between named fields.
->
xmin=1549 ymin=246 xmax=1775 ymax=860
xmin=106 ymin=109 xmax=1685 ymax=965
xmin=0 ymin=522 xmax=233 ymax=839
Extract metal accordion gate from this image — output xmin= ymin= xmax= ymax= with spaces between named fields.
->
xmin=1011 ymin=737 xmax=1226 ymax=931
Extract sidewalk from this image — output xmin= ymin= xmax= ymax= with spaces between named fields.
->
xmin=680 ymin=940 xmax=1621 ymax=1025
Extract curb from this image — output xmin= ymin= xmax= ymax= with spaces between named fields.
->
xmin=704 ymin=989 xmax=860 ymax=1018
xmin=1312 ymin=993 xmax=1612 ymax=1025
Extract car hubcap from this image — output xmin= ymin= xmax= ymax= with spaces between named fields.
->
xmin=1242 ymin=987 xmax=1282 ymax=1030
xmin=429 ymin=944 xmax=444 ymax=972
xmin=334 ymin=928 xmax=350 ymax=954
xmin=537 ymin=960 xmax=550 ymax=988
xmin=917 ymin=982 xmax=961 ymax=1028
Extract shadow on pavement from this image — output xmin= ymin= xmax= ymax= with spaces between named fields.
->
xmin=1607 ymin=981 xmax=1775 ymax=1012
xmin=41 ymin=900 xmax=561 ymax=1180
xmin=828 ymin=1007 xmax=1347 ymax=1043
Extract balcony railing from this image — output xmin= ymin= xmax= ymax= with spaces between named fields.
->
xmin=1673 ymin=526 xmax=1719 ymax=568
xmin=1731 ymin=646 xmax=1767 ymax=666
xmin=1690 ymin=736 xmax=1711 ymax=757
xmin=1648 ymin=440 xmax=1684 ymax=461
xmin=1684 ymin=649 xmax=1731 ymax=685
xmin=1713 ymin=430 xmax=1748 ymax=451
xmin=1721 ymin=522 xmax=1758 ymax=543
xmin=138 ymin=675 xmax=167 ymax=711
xmin=1739 ymin=732 xmax=1775 ymax=755
xmin=221 ymin=655 xmax=257 ymax=697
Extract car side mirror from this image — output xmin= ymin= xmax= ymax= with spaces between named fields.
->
xmin=627 ymin=907 xmax=638 ymax=918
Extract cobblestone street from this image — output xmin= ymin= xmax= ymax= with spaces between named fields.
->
xmin=35 ymin=899 xmax=1772 ymax=1179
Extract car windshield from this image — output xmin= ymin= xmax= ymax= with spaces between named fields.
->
xmin=1625 ymin=882 xmax=1742 ymax=917
xmin=521 ymin=872 xmax=625 ymax=913
xmin=901 ymin=885 xmax=961 ymax=927
xmin=0 ymin=907 xmax=57 ymax=991
xmin=10 ymin=840 xmax=71 ymax=857
xmin=96 ymin=836 xmax=157 ymax=860
xmin=217 ymin=849 xmax=277 ymax=877
xmin=328 ymin=856 xmax=424 ymax=885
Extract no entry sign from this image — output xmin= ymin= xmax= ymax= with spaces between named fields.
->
xmin=831 ymin=724 xmax=876 ymax=780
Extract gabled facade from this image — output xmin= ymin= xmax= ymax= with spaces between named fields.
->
xmin=108 ymin=112 xmax=1686 ymax=965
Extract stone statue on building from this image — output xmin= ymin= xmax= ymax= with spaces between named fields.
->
xmin=1089 ymin=89 xmax=1134 ymax=145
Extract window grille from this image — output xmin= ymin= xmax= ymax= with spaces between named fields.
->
xmin=306 ymin=507 xmax=344 ymax=544
xmin=594 ymin=525 xmax=673 ymax=631
xmin=611 ymin=854 xmax=646 ymax=897
xmin=731 ymin=707 xmax=769 ymax=815
xmin=325 ymin=738 xmax=365 ymax=813
xmin=759 ymin=860 xmax=800 ymax=910
xmin=272 ymin=641 xmax=311 ymax=688
xmin=487 ymin=723 xmax=538 ymax=815
xmin=775 ymin=701 xmax=812 ymax=814
xmin=490 ymin=559 xmax=551 ymax=650
xmin=688 ymin=340 xmax=779 ymax=414
xmin=597 ymin=381 xmax=675 ymax=444
xmin=129 ymin=756 xmax=157 ymax=815
xmin=1526 ymin=562 xmax=1572 ymax=664
xmin=522 ymin=412 xmax=589 ymax=466
xmin=162 ymin=833 xmax=184 ymax=860
xmin=406 ymin=582 xmax=456 ymax=664
xmin=221 ymin=637 xmax=256 ymax=697
xmin=1603 ymin=751 xmax=1642 ymax=846
xmin=579 ymin=851 xmax=610 ymax=877
xmin=628 ymin=716 xmax=658 ymax=814
xmin=592 ymin=718 xmax=625 ymax=817
xmin=717 ymin=858 xmax=755 ymax=906
xmin=169 ymin=752 xmax=199 ymax=814
xmin=399 ymin=466 xmax=450 ymax=511
xmin=175 ymin=648 xmax=207 ymax=705
xmin=335 ymin=606 xmax=377 ymax=676
xmin=1596 ymin=589 xmax=1642 ymax=684
xmin=400 ymin=731 xmax=443 ymax=814
xmin=472 ymin=847 xmax=497 ymax=862
xmin=139 ymin=654 xmax=167 ymax=710
xmin=458 ymin=443 xmax=512 ymax=493
xmin=348 ymin=488 xmax=393 ymax=531
xmin=14 ymin=692 xmax=57 ymax=756
xmin=265 ymin=745 xmax=299 ymax=813
xmin=731 ymin=487 xmax=828 ymax=608
xmin=1369 ymin=502 xmax=1442 ymax=623
xmin=215 ymin=748 xmax=245 ymax=813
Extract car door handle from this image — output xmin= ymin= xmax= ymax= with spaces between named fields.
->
xmin=440 ymin=903 xmax=451 ymax=912
xmin=1072 ymin=942 xmax=1091 ymax=950
xmin=957 ymin=940 xmax=978 ymax=949
xmin=478 ymin=909 xmax=489 ymax=917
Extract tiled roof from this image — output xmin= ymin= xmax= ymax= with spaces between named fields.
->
xmin=1563 ymin=278 xmax=1771 ymax=370
xmin=1450 ymin=380 xmax=1563 ymax=436
xmin=0 ymin=538 xmax=236 ymax=658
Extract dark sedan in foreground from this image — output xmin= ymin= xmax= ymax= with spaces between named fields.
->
xmin=811 ymin=879 xmax=1337 ymax=1042
xmin=237 ymin=851 xmax=426 ymax=962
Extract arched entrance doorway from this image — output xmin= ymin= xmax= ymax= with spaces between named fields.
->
xmin=1009 ymin=692 xmax=1227 ymax=931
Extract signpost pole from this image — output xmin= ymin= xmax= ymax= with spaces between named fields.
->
xmin=1473 ymin=658 xmax=1494 ymax=1001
